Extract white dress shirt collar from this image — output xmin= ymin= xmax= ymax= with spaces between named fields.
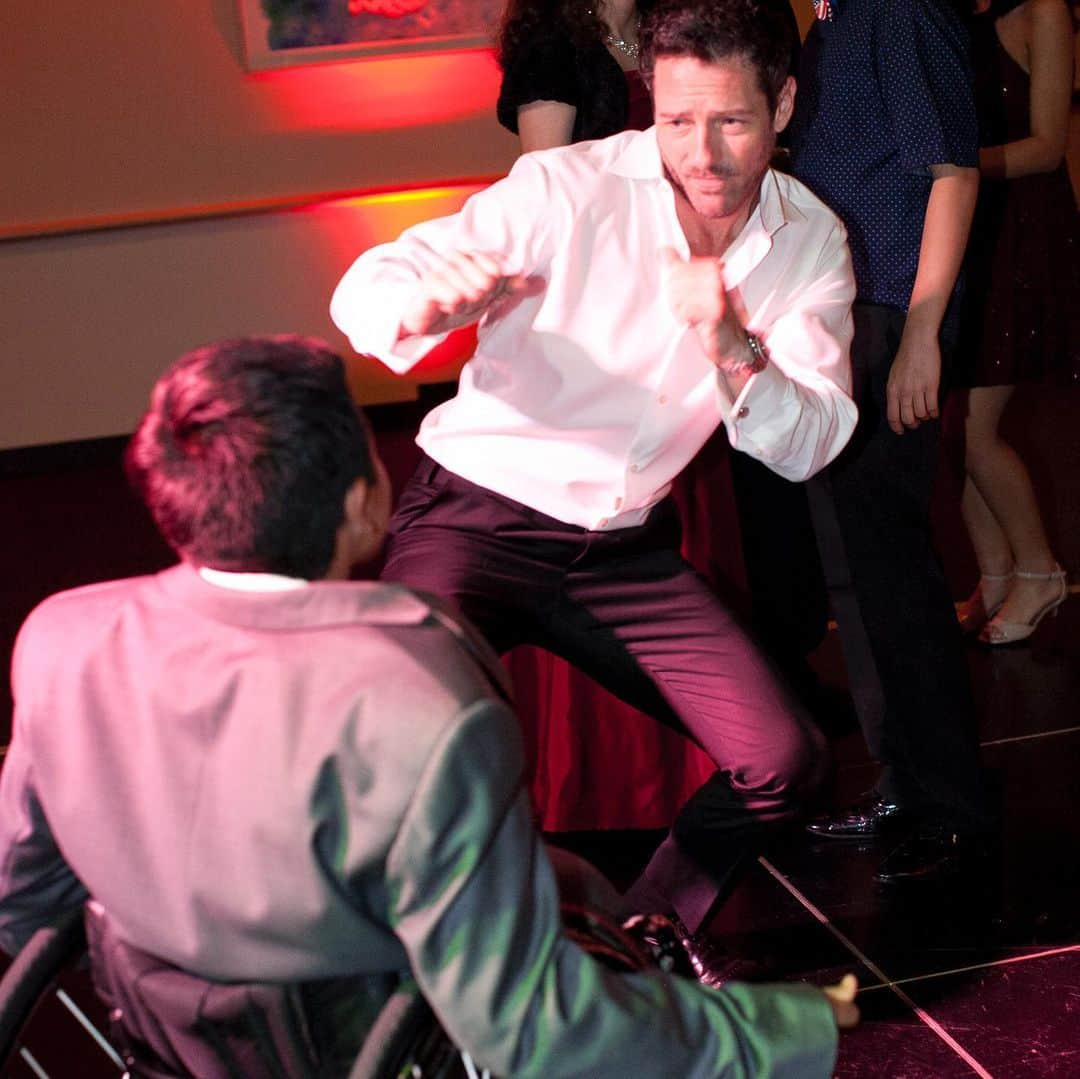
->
xmin=197 ymin=566 xmax=309 ymax=593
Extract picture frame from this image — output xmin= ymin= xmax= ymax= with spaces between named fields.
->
xmin=239 ymin=0 xmax=502 ymax=70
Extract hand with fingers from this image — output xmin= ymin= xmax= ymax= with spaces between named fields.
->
xmin=886 ymin=331 xmax=941 ymax=435
xmin=659 ymin=247 xmax=748 ymax=375
xmin=823 ymin=973 xmax=860 ymax=1030
xmin=400 ymin=250 xmax=530 ymax=340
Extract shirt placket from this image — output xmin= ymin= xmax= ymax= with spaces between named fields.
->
xmin=605 ymin=182 xmax=701 ymax=528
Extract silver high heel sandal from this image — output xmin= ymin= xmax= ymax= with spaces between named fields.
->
xmin=956 ymin=569 xmax=1014 ymax=635
xmin=979 ymin=564 xmax=1069 ymax=646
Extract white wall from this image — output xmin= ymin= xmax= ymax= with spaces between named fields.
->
xmin=0 ymin=1 xmax=515 ymax=233
xmin=0 ymin=188 xmax=481 ymax=449
xmin=0 ymin=2 xmax=516 ymax=449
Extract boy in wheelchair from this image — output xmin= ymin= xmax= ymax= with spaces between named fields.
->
xmin=0 ymin=336 xmax=856 ymax=1076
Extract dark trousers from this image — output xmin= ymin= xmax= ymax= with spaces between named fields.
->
xmin=807 ymin=303 xmax=991 ymax=832
xmin=728 ymin=450 xmax=830 ymax=688
xmin=382 ymin=456 xmax=828 ymax=932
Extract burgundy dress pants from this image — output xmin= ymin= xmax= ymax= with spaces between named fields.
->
xmin=382 ymin=455 xmax=828 ymax=932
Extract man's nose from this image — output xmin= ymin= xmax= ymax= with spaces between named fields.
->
xmin=691 ymin=125 xmax=721 ymax=169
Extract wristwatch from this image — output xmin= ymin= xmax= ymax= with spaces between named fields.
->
xmin=743 ymin=331 xmax=769 ymax=375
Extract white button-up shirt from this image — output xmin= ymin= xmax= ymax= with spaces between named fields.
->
xmin=331 ymin=128 xmax=857 ymax=531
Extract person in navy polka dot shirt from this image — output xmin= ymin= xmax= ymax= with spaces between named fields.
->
xmin=789 ymin=0 xmax=996 ymax=881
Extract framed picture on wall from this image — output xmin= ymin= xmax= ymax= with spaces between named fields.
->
xmin=239 ymin=0 xmax=502 ymax=70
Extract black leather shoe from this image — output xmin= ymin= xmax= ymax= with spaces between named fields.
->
xmin=807 ymin=791 xmax=911 ymax=839
xmin=622 ymin=914 xmax=696 ymax=979
xmin=874 ymin=825 xmax=989 ymax=884
xmin=668 ymin=917 xmax=750 ymax=989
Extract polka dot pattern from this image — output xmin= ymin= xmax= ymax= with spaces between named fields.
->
xmin=789 ymin=0 xmax=978 ymax=318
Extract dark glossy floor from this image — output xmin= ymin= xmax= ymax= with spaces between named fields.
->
xmin=1 ymin=385 xmax=1078 ymax=1077
xmin=555 ymin=593 xmax=1080 ymax=1078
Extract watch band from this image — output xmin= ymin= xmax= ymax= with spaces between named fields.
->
xmin=743 ymin=332 xmax=769 ymax=374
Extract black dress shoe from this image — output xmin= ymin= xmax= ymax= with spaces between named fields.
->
xmin=622 ymin=914 xmax=697 ymax=979
xmin=668 ymin=917 xmax=750 ymax=989
xmin=807 ymin=791 xmax=911 ymax=839
xmin=874 ymin=825 xmax=989 ymax=884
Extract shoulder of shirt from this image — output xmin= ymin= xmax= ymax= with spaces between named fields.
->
xmin=511 ymin=129 xmax=650 ymax=185
xmin=285 ymin=580 xmax=514 ymax=711
xmin=877 ymin=0 xmax=969 ymax=34
xmin=14 ymin=571 xmax=455 ymax=656
xmin=332 ymin=587 xmax=516 ymax=747
xmin=14 ymin=574 xmax=511 ymax=743
xmin=12 ymin=576 xmax=153 ymax=681
xmin=18 ymin=576 xmax=150 ymax=635
xmin=772 ymin=168 xmax=849 ymax=239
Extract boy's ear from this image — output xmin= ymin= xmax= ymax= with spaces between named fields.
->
xmin=774 ymin=76 xmax=796 ymax=134
xmin=342 ymin=477 xmax=371 ymax=527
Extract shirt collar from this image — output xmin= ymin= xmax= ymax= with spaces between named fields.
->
xmin=198 ymin=565 xmax=309 ymax=592
xmin=757 ymin=169 xmax=792 ymax=236
xmin=723 ymin=170 xmax=792 ymax=286
xmin=162 ymin=563 xmax=434 ymax=631
xmin=609 ymin=126 xmax=666 ymax=180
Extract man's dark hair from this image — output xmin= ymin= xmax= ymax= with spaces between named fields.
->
xmin=126 ymin=335 xmax=374 ymax=580
xmin=640 ymin=0 xmax=795 ymax=112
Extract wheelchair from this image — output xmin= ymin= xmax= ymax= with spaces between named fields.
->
xmin=0 ymin=901 xmax=673 ymax=1078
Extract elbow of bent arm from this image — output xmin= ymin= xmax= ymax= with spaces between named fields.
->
xmin=772 ymin=391 xmax=858 ymax=483
xmin=329 ymin=268 xmax=430 ymax=376
xmin=1031 ymin=138 xmax=1067 ymax=173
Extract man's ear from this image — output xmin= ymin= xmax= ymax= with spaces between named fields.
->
xmin=323 ymin=476 xmax=375 ymax=580
xmin=774 ymin=75 xmax=796 ymax=134
xmin=338 ymin=458 xmax=392 ymax=573
xmin=342 ymin=476 xmax=371 ymax=530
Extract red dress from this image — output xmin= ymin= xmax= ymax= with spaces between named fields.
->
xmin=624 ymin=69 xmax=653 ymax=131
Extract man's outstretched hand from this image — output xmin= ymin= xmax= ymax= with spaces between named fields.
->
xmin=400 ymin=251 xmax=530 ymax=339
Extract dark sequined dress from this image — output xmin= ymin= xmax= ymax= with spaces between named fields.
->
xmin=955 ymin=18 xmax=1079 ymax=387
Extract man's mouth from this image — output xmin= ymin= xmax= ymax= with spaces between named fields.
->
xmin=691 ymin=177 xmax=731 ymax=192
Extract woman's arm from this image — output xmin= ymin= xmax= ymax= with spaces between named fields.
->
xmin=979 ymin=0 xmax=1074 ymax=178
xmin=517 ymin=99 xmax=577 ymax=151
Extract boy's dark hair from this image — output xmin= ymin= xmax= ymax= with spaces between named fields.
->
xmin=640 ymin=0 xmax=794 ymax=112
xmin=126 ymin=335 xmax=374 ymax=580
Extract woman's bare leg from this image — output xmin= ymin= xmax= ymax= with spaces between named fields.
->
xmin=964 ymin=386 xmax=1060 ymax=626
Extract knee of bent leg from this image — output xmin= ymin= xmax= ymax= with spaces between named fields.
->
xmin=759 ymin=717 xmax=829 ymax=803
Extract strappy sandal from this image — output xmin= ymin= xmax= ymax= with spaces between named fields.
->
xmin=979 ymin=564 xmax=1069 ymax=646
xmin=956 ymin=569 xmax=1014 ymax=635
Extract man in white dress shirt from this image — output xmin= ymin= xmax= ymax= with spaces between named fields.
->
xmin=331 ymin=0 xmax=858 ymax=976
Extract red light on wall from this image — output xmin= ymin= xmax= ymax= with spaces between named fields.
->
xmin=291 ymin=182 xmax=488 ymax=266
xmin=249 ymin=49 xmax=502 ymax=131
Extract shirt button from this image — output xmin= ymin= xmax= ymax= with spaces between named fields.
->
xmin=736 ymin=406 xmax=750 ymax=419
xmin=658 ymin=394 xmax=668 ymax=404
xmin=630 ymin=464 xmax=640 ymax=473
